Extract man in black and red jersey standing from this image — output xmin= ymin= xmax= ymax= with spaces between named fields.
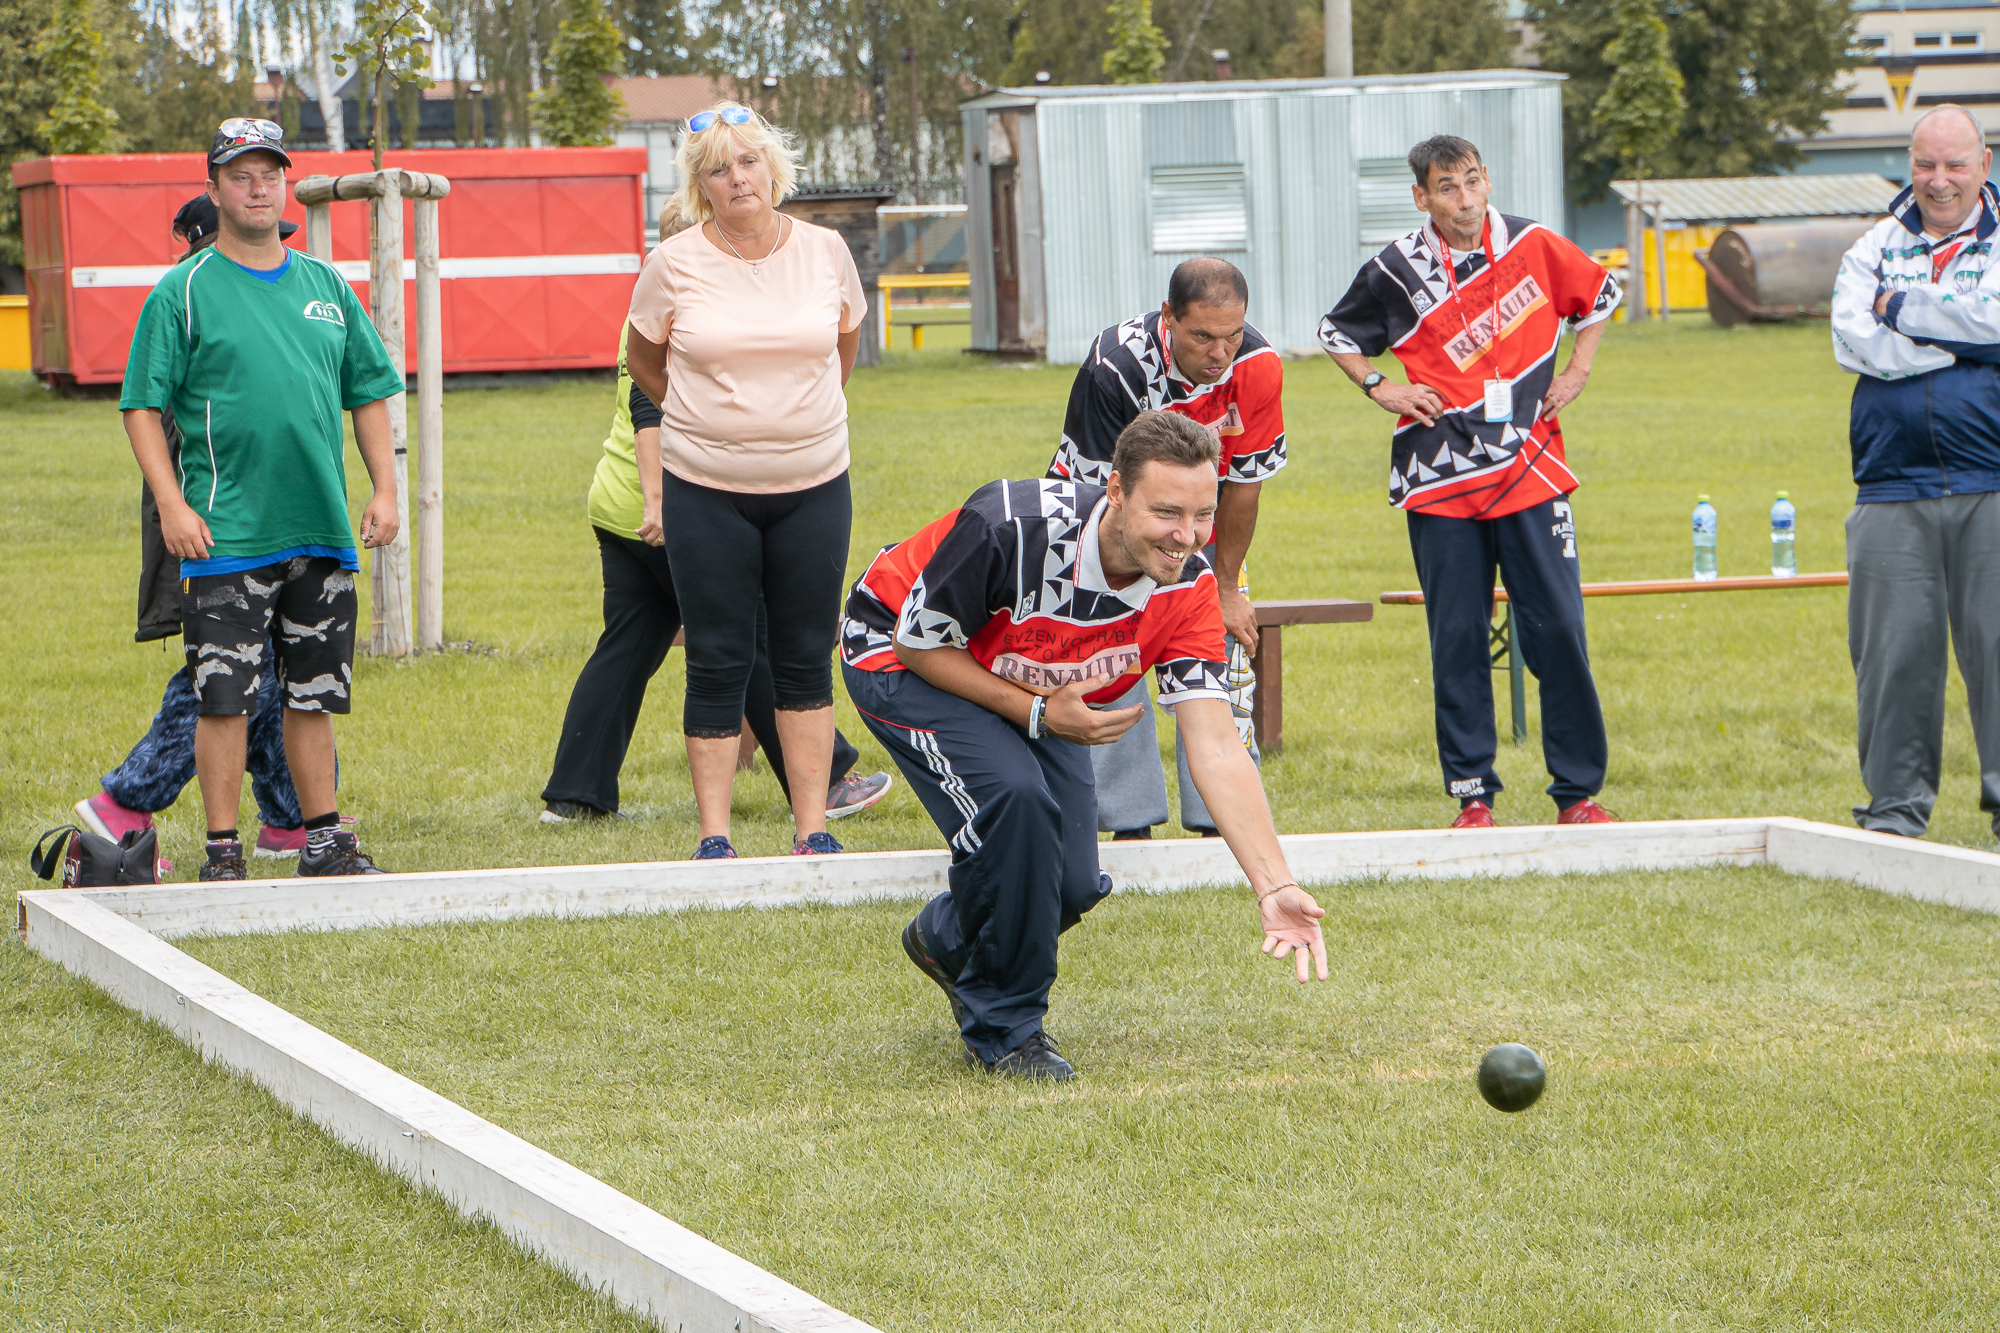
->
xmin=841 ymin=413 xmax=1328 ymax=1082
xmin=1319 ymin=135 xmax=1623 ymax=829
xmin=1050 ymin=257 xmax=1286 ymax=839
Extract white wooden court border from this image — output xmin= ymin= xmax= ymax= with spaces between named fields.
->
xmin=17 ymin=817 xmax=2000 ymax=1332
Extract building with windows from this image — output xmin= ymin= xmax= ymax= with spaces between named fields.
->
xmin=1815 ymin=0 xmax=2000 ymax=181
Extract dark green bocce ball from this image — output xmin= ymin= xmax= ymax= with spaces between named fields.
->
xmin=1477 ymin=1043 xmax=1547 ymax=1113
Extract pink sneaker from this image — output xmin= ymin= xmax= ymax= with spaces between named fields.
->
xmin=75 ymin=792 xmax=153 ymax=842
xmin=256 ymin=815 xmax=358 ymax=859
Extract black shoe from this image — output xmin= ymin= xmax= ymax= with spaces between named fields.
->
xmin=1111 ymin=827 xmax=1153 ymax=841
xmin=199 ymin=841 xmax=246 ymax=882
xmin=298 ymin=830 xmax=387 ymax=877
xmin=964 ymin=1030 xmax=1075 ymax=1082
xmin=539 ymin=800 xmax=628 ymax=823
xmin=901 ymin=918 xmax=968 ymax=1029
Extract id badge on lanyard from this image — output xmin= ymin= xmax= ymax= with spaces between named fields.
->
xmin=1444 ymin=215 xmax=1512 ymax=422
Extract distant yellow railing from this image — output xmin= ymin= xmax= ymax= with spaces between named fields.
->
xmin=0 ymin=295 xmax=28 ymax=372
xmin=879 ymin=272 xmax=969 ymax=349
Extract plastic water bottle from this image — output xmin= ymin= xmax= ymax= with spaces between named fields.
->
xmin=1692 ymin=495 xmax=1718 ymax=581
xmin=1770 ymin=491 xmax=1796 ymax=578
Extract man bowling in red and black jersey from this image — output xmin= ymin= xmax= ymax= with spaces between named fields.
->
xmin=1320 ymin=134 xmax=1622 ymax=829
xmin=840 ymin=412 xmax=1328 ymax=1082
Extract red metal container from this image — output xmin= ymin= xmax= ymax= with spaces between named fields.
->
xmin=11 ymin=146 xmax=647 ymax=384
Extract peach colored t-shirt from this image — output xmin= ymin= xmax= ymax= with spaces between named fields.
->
xmin=627 ymin=217 xmax=867 ymax=494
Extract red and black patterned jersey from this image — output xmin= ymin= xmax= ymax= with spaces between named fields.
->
xmin=1319 ymin=208 xmax=1621 ymax=519
xmin=1048 ymin=311 xmax=1287 ymax=488
xmin=841 ymin=478 xmax=1230 ymax=711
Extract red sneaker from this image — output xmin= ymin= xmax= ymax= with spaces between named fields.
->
xmin=1556 ymin=798 xmax=1618 ymax=825
xmin=75 ymin=792 xmax=153 ymax=841
xmin=256 ymin=815 xmax=359 ymax=859
xmin=1451 ymin=801 xmax=1495 ymax=829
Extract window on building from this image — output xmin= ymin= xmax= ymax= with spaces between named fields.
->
xmin=1914 ymin=32 xmax=1944 ymax=48
xmin=1150 ymin=165 xmax=1249 ymax=253
xmin=1852 ymin=33 xmax=1889 ymax=54
xmin=1951 ymin=31 xmax=1983 ymax=48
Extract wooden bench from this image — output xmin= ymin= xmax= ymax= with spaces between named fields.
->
xmin=1248 ymin=599 xmax=1375 ymax=753
xmin=1379 ymin=572 xmax=1850 ymax=741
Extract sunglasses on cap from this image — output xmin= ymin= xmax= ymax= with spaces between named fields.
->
xmin=217 ymin=118 xmax=285 ymax=145
xmin=687 ymin=106 xmax=755 ymax=134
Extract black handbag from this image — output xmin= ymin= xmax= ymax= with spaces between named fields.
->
xmin=30 ymin=825 xmax=160 ymax=888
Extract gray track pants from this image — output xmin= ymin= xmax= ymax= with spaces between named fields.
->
xmin=1090 ymin=635 xmax=1260 ymax=833
xmin=1847 ymin=493 xmax=2000 ymax=837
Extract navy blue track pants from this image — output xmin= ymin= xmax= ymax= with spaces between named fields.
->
xmin=1406 ymin=496 xmax=1607 ymax=808
xmin=843 ymin=662 xmax=1110 ymax=1061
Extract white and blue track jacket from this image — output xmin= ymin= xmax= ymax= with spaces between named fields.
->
xmin=1832 ymin=182 xmax=2000 ymax=502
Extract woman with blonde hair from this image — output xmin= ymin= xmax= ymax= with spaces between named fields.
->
xmin=626 ymin=102 xmax=868 ymax=859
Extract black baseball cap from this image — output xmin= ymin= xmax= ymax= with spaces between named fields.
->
xmin=208 ymin=117 xmax=294 ymax=169
xmin=173 ymin=194 xmax=298 ymax=244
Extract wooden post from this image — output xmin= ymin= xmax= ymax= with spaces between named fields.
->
xmin=369 ymin=171 xmax=413 ymax=657
xmin=305 ymin=202 xmax=332 ymax=261
xmin=294 ymin=170 xmax=452 ymax=657
xmin=1653 ymin=207 xmax=1672 ymax=322
xmin=1624 ymin=196 xmax=1648 ymax=322
xmin=414 ymin=197 xmax=444 ymax=651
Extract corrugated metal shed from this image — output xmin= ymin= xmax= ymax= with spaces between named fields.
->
xmin=961 ymin=70 xmax=1568 ymax=362
xmin=1608 ymin=174 xmax=1900 ymax=223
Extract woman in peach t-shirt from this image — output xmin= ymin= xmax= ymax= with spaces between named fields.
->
xmin=626 ymin=103 xmax=866 ymax=861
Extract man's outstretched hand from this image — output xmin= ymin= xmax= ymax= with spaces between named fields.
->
xmin=1259 ymin=885 xmax=1329 ymax=983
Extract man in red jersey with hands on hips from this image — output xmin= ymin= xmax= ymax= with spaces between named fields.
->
xmin=840 ymin=412 xmax=1328 ymax=1082
xmin=1320 ymin=135 xmax=1622 ymax=830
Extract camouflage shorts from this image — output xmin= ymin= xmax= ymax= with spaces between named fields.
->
xmin=182 ymin=555 xmax=357 ymax=716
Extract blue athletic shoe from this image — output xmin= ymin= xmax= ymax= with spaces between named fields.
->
xmin=793 ymin=831 xmax=843 ymax=855
xmin=694 ymin=835 xmax=737 ymax=860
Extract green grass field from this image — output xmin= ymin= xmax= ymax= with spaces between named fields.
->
xmin=5 ymin=317 xmax=1998 ymax=1327
xmin=178 ymin=866 xmax=2000 ymax=1330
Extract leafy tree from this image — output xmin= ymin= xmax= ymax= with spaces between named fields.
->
xmin=1591 ymin=0 xmax=1683 ymax=191
xmin=1353 ymin=0 xmax=1512 ymax=74
xmin=0 ymin=0 xmax=53 ymax=268
xmin=532 ymin=0 xmax=626 ymax=145
xmin=36 ymin=0 xmax=119 ymax=155
xmin=1102 ymin=0 xmax=1168 ymax=83
xmin=1528 ymin=0 xmax=1856 ymax=204
xmin=338 ymin=0 xmax=444 ymax=169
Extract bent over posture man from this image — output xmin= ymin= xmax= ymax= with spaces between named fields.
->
xmin=841 ymin=412 xmax=1329 ymax=1082
xmin=1050 ymin=257 xmax=1286 ymax=839
xmin=1320 ymin=134 xmax=1622 ymax=828
xmin=1832 ymin=104 xmax=2000 ymax=839
xmin=121 ymin=118 xmax=404 ymax=880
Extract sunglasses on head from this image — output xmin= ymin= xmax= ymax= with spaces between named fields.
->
xmin=687 ymin=106 xmax=755 ymax=134
xmin=217 ymin=117 xmax=285 ymax=145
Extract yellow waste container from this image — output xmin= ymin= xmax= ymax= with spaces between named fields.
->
xmin=0 ymin=295 xmax=28 ymax=371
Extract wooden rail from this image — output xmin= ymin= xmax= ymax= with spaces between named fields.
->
xmin=1380 ymin=572 xmax=1848 ymax=606
xmin=1248 ymin=599 xmax=1374 ymax=753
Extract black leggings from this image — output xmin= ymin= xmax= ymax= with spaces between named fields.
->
xmin=662 ymin=469 xmax=852 ymax=737
xmin=540 ymin=527 xmax=857 ymax=812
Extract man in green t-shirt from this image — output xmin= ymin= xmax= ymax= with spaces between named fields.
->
xmin=121 ymin=118 xmax=405 ymax=882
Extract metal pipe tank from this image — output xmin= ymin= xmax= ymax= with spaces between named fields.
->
xmin=1700 ymin=219 xmax=1879 ymax=325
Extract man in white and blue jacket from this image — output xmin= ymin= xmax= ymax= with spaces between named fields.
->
xmin=1832 ymin=104 xmax=2000 ymax=840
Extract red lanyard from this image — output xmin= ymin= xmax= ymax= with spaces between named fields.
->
xmin=1440 ymin=213 xmax=1505 ymax=379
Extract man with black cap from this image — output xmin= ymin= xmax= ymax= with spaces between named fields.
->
xmin=119 ymin=119 xmax=406 ymax=880
xmin=74 ymin=191 xmax=336 ymax=866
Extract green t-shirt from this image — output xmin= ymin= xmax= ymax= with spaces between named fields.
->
xmin=120 ymin=248 xmax=405 ymax=561
xmin=586 ymin=326 xmax=645 ymax=536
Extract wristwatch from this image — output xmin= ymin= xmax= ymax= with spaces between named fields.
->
xmin=1359 ymin=371 xmax=1386 ymax=399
